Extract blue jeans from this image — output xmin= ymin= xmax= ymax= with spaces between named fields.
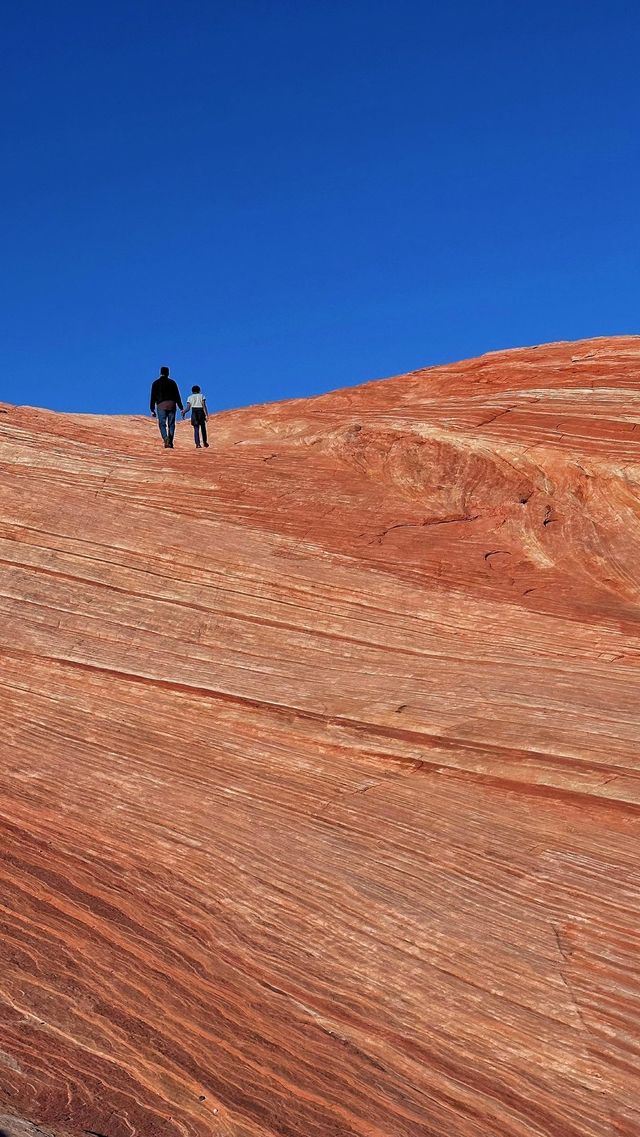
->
xmin=156 ymin=405 xmax=176 ymax=443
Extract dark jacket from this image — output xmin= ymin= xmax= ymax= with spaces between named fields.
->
xmin=150 ymin=376 xmax=183 ymax=412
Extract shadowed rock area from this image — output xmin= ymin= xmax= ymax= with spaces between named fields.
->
xmin=1 ymin=336 xmax=639 ymax=1137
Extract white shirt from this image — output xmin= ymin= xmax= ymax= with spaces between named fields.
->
xmin=187 ymin=392 xmax=206 ymax=409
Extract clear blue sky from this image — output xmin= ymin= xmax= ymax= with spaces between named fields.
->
xmin=2 ymin=0 xmax=639 ymax=415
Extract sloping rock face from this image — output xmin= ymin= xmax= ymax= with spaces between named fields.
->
xmin=1 ymin=337 xmax=639 ymax=1137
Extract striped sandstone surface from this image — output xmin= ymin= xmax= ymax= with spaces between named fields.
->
xmin=1 ymin=337 xmax=639 ymax=1137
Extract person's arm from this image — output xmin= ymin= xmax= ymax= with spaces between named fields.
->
xmin=173 ymin=381 xmax=184 ymax=412
xmin=149 ymin=382 xmax=157 ymax=414
xmin=203 ymin=397 xmax=209 ymax=419
xmin=182 ymin=399 xmax=190 ymax=419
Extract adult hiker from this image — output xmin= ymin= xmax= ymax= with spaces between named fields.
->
xmin=182 ymin=385 xmax=210 ymax=448
xmin=150 ymin=366 xmax=184 ymax=448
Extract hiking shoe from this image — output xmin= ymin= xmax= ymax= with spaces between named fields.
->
xmin=204 ymin=443 xmax=210 ymax=448
xmin=195 ymin=444 xmax=201 ymax=449
xmin=163 ymin=439 xmax=170 ymax=448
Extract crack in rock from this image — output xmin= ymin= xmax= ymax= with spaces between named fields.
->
xmin=551 ymin=924 xmax=591 ymax=1035
xmin=370 ymin=514 xmax=480 ymax=544
xmin=315 ymin=760 xmax=425 ymax=817
xmin=478 ymin=406 xmax=515 ymax=427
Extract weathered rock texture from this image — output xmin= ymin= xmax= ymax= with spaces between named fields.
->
xmin=1 ymin=337 xmax=640 ymax=1137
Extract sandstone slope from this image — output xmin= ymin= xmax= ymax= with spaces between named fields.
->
xmin=1 ymin=337 xmax=639 ymax=1137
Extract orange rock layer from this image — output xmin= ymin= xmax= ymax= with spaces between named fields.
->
xmin=1 ymin=337 xmax=639 ymax=1137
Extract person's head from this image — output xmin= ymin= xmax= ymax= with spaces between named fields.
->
xmin=192 ymin=385 xmax=201 ymax=394
xmin=160 ymin=366 xmax=170 ymax=377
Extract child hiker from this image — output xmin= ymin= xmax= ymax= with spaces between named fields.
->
xmin=183 ymin=386 xmax=209 ymax=449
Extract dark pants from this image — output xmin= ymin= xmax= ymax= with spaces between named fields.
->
xmin=192 ymin=408 xmax=208 ymax=447
xmin=156 ymin=404 xmax=176 ymax=444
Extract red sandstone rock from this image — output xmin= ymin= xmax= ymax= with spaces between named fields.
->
xmin=1 ymin=337 xmax=640 ymax=1137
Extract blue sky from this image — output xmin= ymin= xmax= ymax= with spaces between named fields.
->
xmin=2 ymin=0 xmax=640 ymax=415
